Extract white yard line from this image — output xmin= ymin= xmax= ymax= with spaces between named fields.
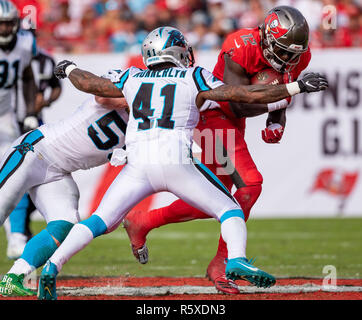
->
xmin=58 ymin=284 xmax=362 ymax=296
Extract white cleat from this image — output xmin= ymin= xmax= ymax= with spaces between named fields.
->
xmin=6 ymin=233 xmax=28 ymax=260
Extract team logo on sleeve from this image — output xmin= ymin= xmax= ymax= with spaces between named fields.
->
xmin=14 ymin=142 xmax=34 ymax=155
xmin=265 ymin=12 xmax=289 ymax=39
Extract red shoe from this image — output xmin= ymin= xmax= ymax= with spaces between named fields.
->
xmin=123 ymin=213 xmax=149 ymax=264
xmin=212 ymin=275 xmax=240 ymax=294
xmin=206 ymin=255 xmax=240 ymax=294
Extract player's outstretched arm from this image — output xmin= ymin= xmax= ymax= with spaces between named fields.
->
xmin=54 ymin=60 xmax=123 ymax=98
xmin=197 ymin=72 xmax=328 ymax=110
xmin=223 ymin=54 xmax=269 ymax=118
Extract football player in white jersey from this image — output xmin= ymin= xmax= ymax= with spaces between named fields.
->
xmin=19 ymin=47 xmax=63 ymax=247
xmin=36 ymin=27 xmax=327 ymax=300
xmin=0 ymin=0 xmax=39 ymax=260
xmin=0 ymin=78 xmax=129 ymax=296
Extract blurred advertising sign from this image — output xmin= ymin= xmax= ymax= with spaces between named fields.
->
xmin=242 ymin=49 xmax=362 ymax=217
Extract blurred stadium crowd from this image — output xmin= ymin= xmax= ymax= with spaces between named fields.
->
xmin=13 ymin=0 xmax=362 ymax=53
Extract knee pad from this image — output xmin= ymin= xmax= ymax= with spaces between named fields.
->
xmin=80 ymin=215 xmax=107 ymax=238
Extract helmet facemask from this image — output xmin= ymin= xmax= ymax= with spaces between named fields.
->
xmin=263 ymin=31 xmax=303 ymax=73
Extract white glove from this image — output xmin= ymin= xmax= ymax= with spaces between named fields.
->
xmin=110 ymin=148 xmax=127 ymax=166
xmin=23 ymin=116 xmax=39 ymax=131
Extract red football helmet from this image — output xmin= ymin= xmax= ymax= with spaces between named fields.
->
xmin=260 ymin=6 xmax=309 ymax=73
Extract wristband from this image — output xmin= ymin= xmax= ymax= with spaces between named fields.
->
xmin=267 ymin=99 xmax=289 ymax=112
xmin=268 ymin=123 xmax=283 ymax=130
xmin=65 ymin=64 xmax=77 ymax=77
xmin=285 ymin=82 xmax=301 ymax=96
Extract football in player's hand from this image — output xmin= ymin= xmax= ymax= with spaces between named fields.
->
xmin=251 ymin=68 xmax=284 ymax=85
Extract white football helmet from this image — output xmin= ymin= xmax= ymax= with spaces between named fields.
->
xmin=141 ymin=26 xmax=195 ymax=69
xmin=0 ymin=0 xmax=19 ymax=46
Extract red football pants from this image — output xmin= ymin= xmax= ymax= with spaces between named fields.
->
xmin=151 ymin=109 xmax=263 ymax=227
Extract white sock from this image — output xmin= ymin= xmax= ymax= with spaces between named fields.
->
xmin=8 ymin=258 xmax=34 ymax=276
xmin=221 ymin=217 xmax=247 ymax=259
xmin=50 ymin=223 xmax=94 ymax=273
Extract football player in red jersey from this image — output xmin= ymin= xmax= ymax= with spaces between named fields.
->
xmin=123 ymin=6 xmax=312 ymax=294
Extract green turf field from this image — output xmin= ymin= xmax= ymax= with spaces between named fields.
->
xmin=1 ymin=217 xmax=361 ymax=278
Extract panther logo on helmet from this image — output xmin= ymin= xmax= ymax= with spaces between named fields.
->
xmin=142 ymin=26 xmax=195 ymax=69
xmin=163 ymin=29 xmax=187 ymax=50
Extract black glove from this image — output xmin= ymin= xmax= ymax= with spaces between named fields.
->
xmin=298 ymin=73 xmax=328 ymax=93
xmin=54 ymin=60 xmax=76 ymax=80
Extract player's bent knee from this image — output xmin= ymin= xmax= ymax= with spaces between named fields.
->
xmin=79 ymin=215 xmax=107 ymax=238
xmin=47 ymin=220 xmax=74 ymax=243
xmin=243 ymin=169 xmax=263 ymax=186
xmin=220 ymin=209 xmax=245 ymax=223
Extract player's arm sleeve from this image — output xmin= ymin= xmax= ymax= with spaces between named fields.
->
xmin=225 ymin=39 xmax=249 ymax=72
xmin=103 ymin=68 xmax=130 ymax=92
xmin=192 ymin=67 xmax=224 ymax=111
xmin=95 ymin=69 xmax=129 ymax=108
xmin=218 ymin=33 xmax=247 ymax=68
xmin=192 ymin=67 xmax=224 ymax=92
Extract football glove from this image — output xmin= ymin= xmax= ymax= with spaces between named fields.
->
xmin=54 ymin=60 xmax=77 ymax=79
xmin=22 ymin=115 xmax=39 ymax=133
xmin=298 ymin=73 xmax=328 ymax=93
xmin=262 ymin=123 xmax=284 ymax=144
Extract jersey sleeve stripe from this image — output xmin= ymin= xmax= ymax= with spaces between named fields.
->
xmin=113 ymin=69 xmax=130 ymax=90
xmin=192 ymin=67 xmax=212 ymax=92
xmin=0 ymin=130 xmax=44 ymax=189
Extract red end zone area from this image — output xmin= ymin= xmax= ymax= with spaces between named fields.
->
xmin=1 ymin=277 xmax=361 ymax=300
